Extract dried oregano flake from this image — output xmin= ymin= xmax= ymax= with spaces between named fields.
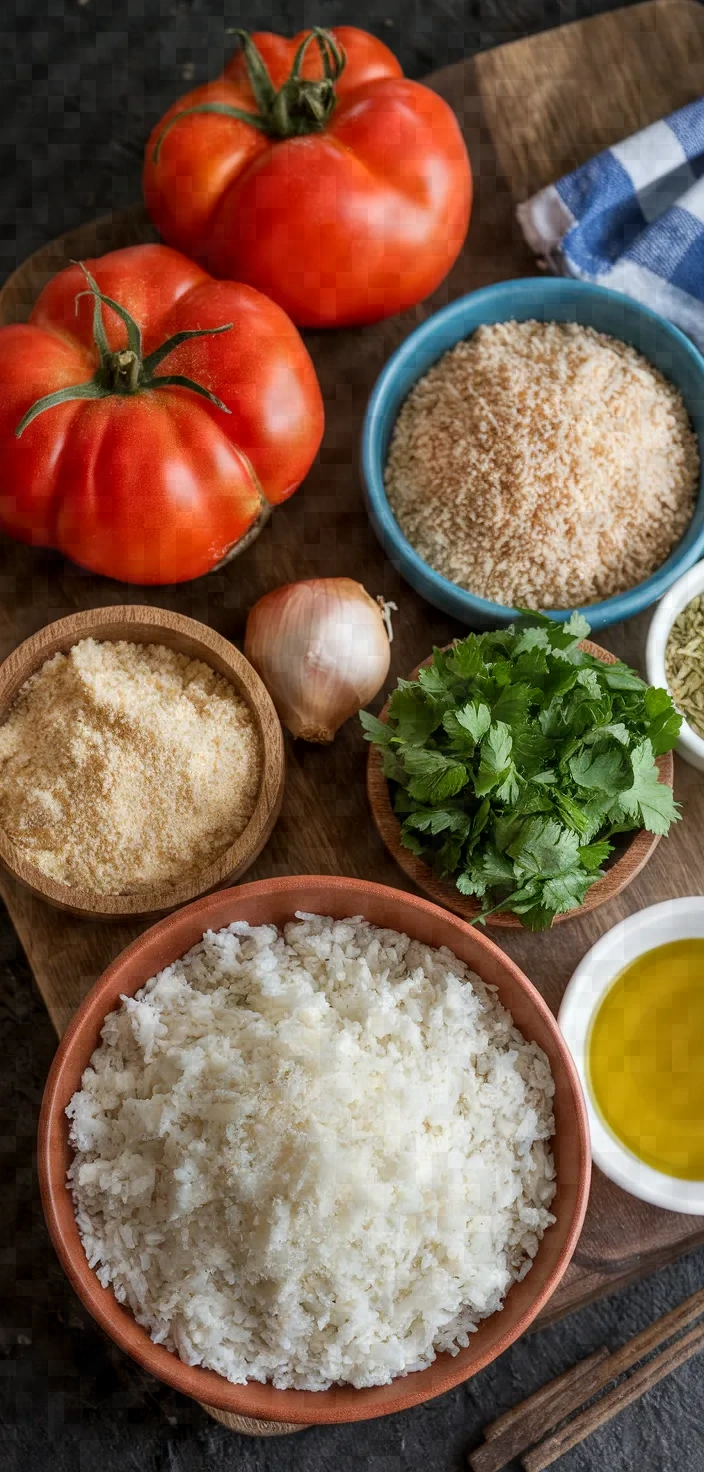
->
xmin=665 ymin=594 xmax=704 ymax=739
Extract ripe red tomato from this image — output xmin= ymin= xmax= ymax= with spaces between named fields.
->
xmin=143 ymin=27 xmax=472 ymax=328
xmin=0 ymin=243 xmax=324 ymax=584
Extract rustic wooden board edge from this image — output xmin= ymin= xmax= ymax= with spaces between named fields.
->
xmin=0 ymin=0 xmax=702 ymax=1410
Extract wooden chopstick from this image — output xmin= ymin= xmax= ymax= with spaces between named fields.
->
xmin=523 ymin=1317 xmax=704 ymax=1471
xmin=468 ymin=1349 xmax=610 ymax=1472
xmin=468 ymin=1284 xmax=704 ymax=1472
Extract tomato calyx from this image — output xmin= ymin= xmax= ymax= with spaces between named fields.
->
xmin=152 ymin=27 xmax=347 ymax=162
xmin=16 ymin=264 xmax=234 ymax=438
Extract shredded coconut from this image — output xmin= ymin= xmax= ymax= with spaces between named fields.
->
xmin=67 ymin=913 xmax=556 ymax=1391
xmin=0 ymin=638 xmax=261 ymax=893
xmin=384 ymin=320 xmax=699 ymax=609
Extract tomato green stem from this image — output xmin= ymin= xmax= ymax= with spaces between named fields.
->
xmin=109 ymin=349 xmax=141 ymax=394
xmin=16 ymin=265 xmax=233 ymax=438
xmin=152 ymin=26 xmax=346 ymax=162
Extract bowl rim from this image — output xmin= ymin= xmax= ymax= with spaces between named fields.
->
xmin=645 ymin=558 xmax=704 ymax=764
xmin=0 ymin=605 xmax=285 ymax=919
xmin=366 ymin=639 xmax=671 ymax=929
xmin=361 ymin=277 xmax=704 ymax=630
xmin=38 ymin=873 xmax=591 ymax=1424
xmin=559 ymin=896 xmax=704 ymax=1213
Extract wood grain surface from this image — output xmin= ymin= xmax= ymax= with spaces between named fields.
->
xmin=0 ymin=0 xmax=703 ymax=1337
xmin=367 ymin=640 xmax=673 ymax=928
xmin=0 ymin=605 xmax=285 ymax=919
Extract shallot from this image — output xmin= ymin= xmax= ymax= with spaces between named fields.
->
xmin=245 ymin=578 xmax=395 ymax=742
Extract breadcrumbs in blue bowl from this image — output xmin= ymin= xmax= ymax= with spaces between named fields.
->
xmin=361 ymin=279 xmax=704 ymax=630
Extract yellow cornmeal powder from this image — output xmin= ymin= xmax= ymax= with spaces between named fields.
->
xmin=0 ymin=638 xmax=262 ymax=894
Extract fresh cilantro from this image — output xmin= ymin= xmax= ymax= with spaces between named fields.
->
xmin=417 ymin=662 xmax=453 ymax=698
xmin=492 ymin=682 xmax=535 ymax=725
xmin=580 ymin=722 xmax=630 ymax=747
xmin=568 ymin=744 xmax=632 ymax=793
xmin=359 ymin=709 xmax=392 ymax=745
xmin=387 ymin=683 xmax=443 ymax=744
xmin=514 ymin=645 xmax=550 ymax=678
xmin=541 ymin=665 xmax=582 ymax=707
xmin=510 ymin=904 xmax=556 ymax=932
xmin=643 ymin=686 xmax=683 ymax=756
xmin=361 ymin=617 xmax=681 ymax=929
xmin=495 ymin=766 xmax=520 ymax=805
xmin=514 ymin=787 xmax=555 ymax=815
xmin=493 ymin=811 xmax=527 ymax=853
xmin=468 ymin=797 xmax=492 ymax=849
xmin=564 ymin=612 xmax=591 ymax=639
xmin=443 ymin=700 xmax=491 ymax=747
xmin=456 ymin=869 xmax=488 ymax=898
xmin=542 ymin=869 xmax=594 ymax=914
xmin=446 ymin=634 xmax=485 ymax=680
xmin=434 ymin=832 xmax=467 ymax=877
xmin=511 ymin=729 xmax=553 ymax=774
xmin=509 ymin=817 xmax=580 ymax=877
xmin=602 ymin=667 xmax=647 ymax=692
xmin=644 ymin=685 xmax=675 ymax=718
xmin=490 ymin=660 xmax=514 ymax=688
xmin=401 ymin=747 xmax=468 ymax=804
xmin=618 ymin=739 xmax=681 ymax=835
xmin=475 ymin=722 xmax=513 ymax=796
xmin=539 ymin=697 xmax=570 ymax=738
xmin=560 ymin=691 xmax=613 ymax=740
xmin=513 ymin=627 xmax=551 ymax=656
xmin=399 ymin=827 xmax=425 ymax=857
xmin=553 ymin=790 xmax=591 ymax=835
xmin=576 ymin=668 xmax=602 ymax=698
xmin=578 ymin=839 xmax=613 ymax=871
xmin=380 ymin=746 xmax=406 ymax=783
xmin=578 ymin=795 xmax=615 ymax=843
xmin=476 ymin=845 xmax=516 ymax=888
xmin=403 ymin=806 xmax=471 ymax=837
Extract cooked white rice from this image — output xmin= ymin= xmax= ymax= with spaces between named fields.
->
xmin=66 ymin=913 xmax=556 ymax=1391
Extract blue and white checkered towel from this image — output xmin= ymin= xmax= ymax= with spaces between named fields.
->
xmin=517 ymin=98 xmax=704 ymax=351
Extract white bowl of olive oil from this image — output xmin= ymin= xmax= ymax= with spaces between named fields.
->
xmin=559 ymin=897 xmax=704 ymax=1212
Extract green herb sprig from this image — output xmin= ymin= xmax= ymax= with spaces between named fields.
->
xmin=361 ymin=613 xmax=681 ymax=930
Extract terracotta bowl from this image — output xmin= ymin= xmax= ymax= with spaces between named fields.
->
xmin=368 ymin=640 xmax=673 ymax=929
xmin=0 ymin=605 xmax=285 ymax=920
xmin=38 ymin=874 xmax=591 ymax=1427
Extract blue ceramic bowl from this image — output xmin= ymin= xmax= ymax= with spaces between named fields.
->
xmin=361 ymin=278 xmax=704 ymax=629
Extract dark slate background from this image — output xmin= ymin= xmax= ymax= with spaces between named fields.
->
xmin=2 ymin=2 xmax=704 ymax=1469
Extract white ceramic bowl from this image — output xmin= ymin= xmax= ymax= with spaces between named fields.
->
xmin=646 ymin=560 xmax=704 ymax=771
xmin=559 ymin=897 xmax=704 ymax=1213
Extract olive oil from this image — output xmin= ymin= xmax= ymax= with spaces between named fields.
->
xmin=588 ymin=939 xmax=704 ymax=1180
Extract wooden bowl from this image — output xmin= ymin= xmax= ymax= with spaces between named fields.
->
xmin=368 ymin=640 xmax=674 ymax=929
xmin=0 ymin=605 xmax=285 ymax=919
xmin=38 ymin=874 xmax=591 ymax=1426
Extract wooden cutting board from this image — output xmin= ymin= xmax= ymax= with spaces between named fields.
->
xmin=1 ymin=0 xmax=704 ymax=1334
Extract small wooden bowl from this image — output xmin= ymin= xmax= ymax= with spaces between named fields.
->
xmin=367 ymin=640 xmax=674 ymax=929
xmin=38 ymin=875 xmax=590 ymax=1425
xmin=0 ymin=605 xmax=285 ymax=919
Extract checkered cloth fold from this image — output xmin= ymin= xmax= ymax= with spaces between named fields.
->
xmin=517 ymin=98 xmax=704 ymax=351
